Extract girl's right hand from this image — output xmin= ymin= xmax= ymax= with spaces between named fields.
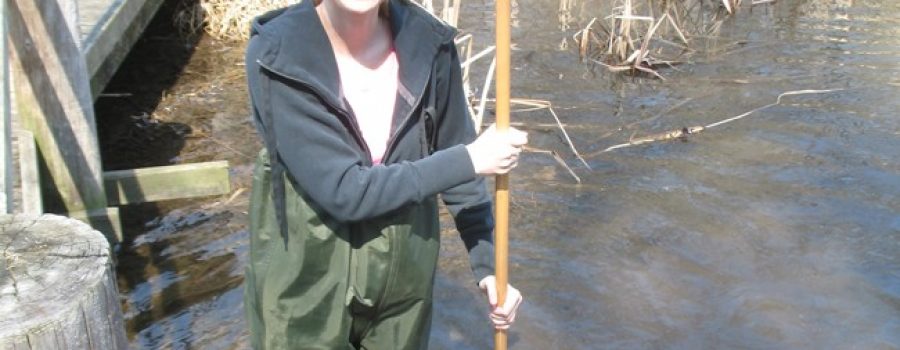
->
xmin=466 ymin=124 xmax=528 ymax=175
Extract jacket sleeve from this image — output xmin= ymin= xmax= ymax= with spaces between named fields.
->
xmin=247 ymin=35 xmax=478 ymax=223
xmin=434 ymin=41 xmax=496 ymax=282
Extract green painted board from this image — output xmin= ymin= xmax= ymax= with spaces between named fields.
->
xmin=103 ymin=161 xmax=231 ymax=206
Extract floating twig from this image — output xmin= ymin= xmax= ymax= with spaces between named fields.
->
xmin=704 ymin=89 xmax=843 ymax=128
xmin=587 ymin=88 xmax=843 ymax=156
xmin=460 ymin=46 xmax=496 ymax=70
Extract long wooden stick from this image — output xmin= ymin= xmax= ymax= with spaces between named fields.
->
xmin=494 ymin=0 xmax=511 ymax=347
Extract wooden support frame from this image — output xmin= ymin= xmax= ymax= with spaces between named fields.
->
xmin=6 ymin=0 xmax=230 ymax=244
xmin=8 ymin=0 xmax=109 ymax=214
xmin=103 ymin=161 xmax=231 ymax=206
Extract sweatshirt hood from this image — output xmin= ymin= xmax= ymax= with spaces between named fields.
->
xmin=248 ymin=0 xmax=458 ymax=110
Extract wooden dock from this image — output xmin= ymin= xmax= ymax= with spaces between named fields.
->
xmin=79 ymin=0 xmax=165 ymax=98
xmin=2 ymin=0 xmax=232 ymax=243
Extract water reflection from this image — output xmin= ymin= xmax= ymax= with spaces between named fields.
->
xmin=558 ymin=0 xmax=576 ymax=31
xmin=441 ymin=0 xmax=900 ymax=348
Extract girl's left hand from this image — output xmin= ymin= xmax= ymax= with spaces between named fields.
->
xmin=478 ymin=275 xmax=524 ymax=330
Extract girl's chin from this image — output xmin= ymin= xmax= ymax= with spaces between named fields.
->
xmin=334 ymin=0 xmax=383 ymax=14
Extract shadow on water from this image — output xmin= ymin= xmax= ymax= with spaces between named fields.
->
xmin=93 ymin=0 xmax=201 ymax=348
xmin=95 ymin=0 xmax=258 ymax=347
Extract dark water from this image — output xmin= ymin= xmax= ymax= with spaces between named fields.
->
xmin=101 ymin=0 xmax=900 ymax=348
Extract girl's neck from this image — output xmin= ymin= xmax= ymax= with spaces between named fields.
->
xmin=317 ymin=0 xmax=392 ymax=69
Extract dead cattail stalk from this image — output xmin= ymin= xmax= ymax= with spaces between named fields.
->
xmin=722 ymin=0 xmax=742 ymax=14
xmin=510 ymin=99 xmax=592 ymax=170
xmin=476 ymin=98 xmax=592 ymax=171
xmin=523 ymin=146 xmax=582 ymax=183
xmin=574 ymin=0 xmax=748 ymax=79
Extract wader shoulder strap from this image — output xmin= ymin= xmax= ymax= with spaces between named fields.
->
xmin=260 ymin=71 xmax=290 ymax=248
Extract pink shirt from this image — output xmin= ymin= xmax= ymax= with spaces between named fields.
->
xmin=337 ymin=49 xmax=399 ymax=165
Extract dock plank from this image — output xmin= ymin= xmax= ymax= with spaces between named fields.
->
xmin=77 ymin=0 xmax=164 ymax=98
xmin=78 ymin=0 xmax=117 ymax=42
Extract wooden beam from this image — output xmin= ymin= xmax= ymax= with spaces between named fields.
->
xmin=8 ymin=0 xmax=109 ymax=214
xmin=82 ymin=0 xmax=164 ymax=98
xmin=1 ymin=0 xmax=12 ymax=213
xmin=103 ymin=161 xmax=231 ymax=206
xmin=14 ymin=130 xmax=43 ymax=214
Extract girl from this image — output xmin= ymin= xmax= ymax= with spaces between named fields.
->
xmin=244 ymin=0 xmax=525 ymax=348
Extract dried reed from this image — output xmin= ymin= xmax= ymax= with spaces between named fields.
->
xmin=573 ymin=0 xmax=770 ymax=79
xmin=175 ymin=0 xmax=300 ymax=41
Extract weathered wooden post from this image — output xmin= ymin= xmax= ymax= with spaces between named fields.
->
xmin=1 ymin=0 xmax=12 ymax=214
xmin=7 ymin=0 xmax=119 ymax=239
xmin=0 ymin=214 xmax=127 ymax=349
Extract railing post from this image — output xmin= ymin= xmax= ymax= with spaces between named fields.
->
xmin=1 ymin=0 xmax=12 ymax=213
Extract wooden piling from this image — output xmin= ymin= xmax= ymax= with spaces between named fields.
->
xmin=0 ymin=214 xmax=127 ymax=349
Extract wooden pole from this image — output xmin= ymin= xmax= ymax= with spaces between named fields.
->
xmin=494 ymin=0 xmax=511 ymax=347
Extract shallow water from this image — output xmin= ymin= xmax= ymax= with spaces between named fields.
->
xmin=102 ymin=0 xmax=900 ymax=348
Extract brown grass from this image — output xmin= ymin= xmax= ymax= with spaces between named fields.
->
xmin=175 ymin=0 xmax=300 ymax=41
xmin=573 ymin=0 xmax=772 ymax=79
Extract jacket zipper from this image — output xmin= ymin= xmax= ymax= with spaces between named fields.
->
xmin=381 ymin=67 xmax=434 ymax=162
xmin=256 ymin=60 xmax=373 ymax=164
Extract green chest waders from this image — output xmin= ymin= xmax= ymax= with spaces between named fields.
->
xmin=245 ymin=150 xmax=442 ymax=350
